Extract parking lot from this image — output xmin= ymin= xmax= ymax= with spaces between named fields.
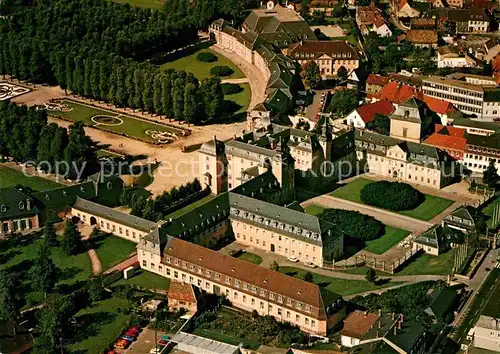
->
xmin=127 ymin=329 xmax=167 ymax=353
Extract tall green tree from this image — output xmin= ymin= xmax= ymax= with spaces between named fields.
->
xmin=483 ymin=160 xmax=499 ymax=188
xmin=61 ymin=221 xmax=83 ymax=256
xmin=161 ymin=72 xmax=173 ymax=117
xmin=30 ymin=242 xmax=59 ymax=296
xmin=34 ymin=294 xmax=73 ymax=353
xmin=183 ymin=82 xmax=199 ymax=125
xmin=43 ymin=223 xmax=58 ymax=247
xmin=300 ymin=61 xmax=321 ymax=88
xmin=153 ymin=73 xmax=163 ymax=115
xmin=0 ymin=270 xmax=20 ymax=336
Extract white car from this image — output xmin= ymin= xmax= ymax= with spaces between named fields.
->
xmin=304 ymin=261 xmax=317 ymax=268
xmin=149 ymin=347 xmax=163 ymax=354
xmin=287 ymin=256 xmax=299 ymax=263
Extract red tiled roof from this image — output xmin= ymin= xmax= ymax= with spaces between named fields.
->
xmin=356 ymin=99 xmax=395 ymax=124
xmin=406 ymin=30 xmax=438 ymax=44
xmin=434 ymin=124 xmax=466 ymax=137
xmin=374 ymin=82 xmax=417 ymax=104
xmin=341 ymin=310 xmax=380 ymax=339
xmin=422 ymin=95 xmax=456 ymax=115
xmin=493 ymin=54 xmax=500 ymax=73
xmin=168 ymin=281 xmax=197 ymax=303
xmin=367 ymin=74 xmax=389 ymax=87
xmin=424 ymin=129 xmax=467 ymax=152
xmin=161 ymin=237 xmax=332 ymax=319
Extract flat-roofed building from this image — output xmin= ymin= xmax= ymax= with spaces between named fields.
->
xmin=171 ymin=332 xmax=241 ymax=354
xmin=137 ymin=235 xmax=346 ymax=335
xmin=474 ymin=273 xmax=500 ymax=352
xmin=453 ymin=118 xmax=498 ymax=136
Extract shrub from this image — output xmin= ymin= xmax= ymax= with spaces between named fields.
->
xmin=210 ymin=65 xmax=234 ymax=77
xmin=321 ymin=209 xmax=384 ymax=241
xmin=221 ymin=83 xmax=243 ymax=95
xmin=360 ymin=181 xmax=425 ymax=211
xmin=196 ymin=51 xmax=218 ymax=63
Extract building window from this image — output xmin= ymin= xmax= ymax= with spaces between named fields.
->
xmin=251 ymin=298 xmax=255 ymax=306
xmin=174 ymin=271 xmax=179 ymax=279
xmin=142 ymin=260 xmax=147 ymax=267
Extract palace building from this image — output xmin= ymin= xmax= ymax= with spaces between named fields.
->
xmin=0 ymin=187 xmax=39 ymax=236
xmin=137 ymin=234 xmax=346 ymax=336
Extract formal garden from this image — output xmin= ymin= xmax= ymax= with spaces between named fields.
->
xmin=47 ymin=100 xmax=186 ymax=144
xmin=0 ymin=165 xmax=62 ymax=191
xmin=331 ymin=178 xmax=454 ymax=221
xmin=277 ymin=266 xmax=401 ymax=296
xmin=305 ymin=204 xmax=410 ymax=255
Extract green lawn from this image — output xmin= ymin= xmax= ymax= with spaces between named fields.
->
xmin=482 ymin=196 xmax=500 ymax=229
xmin=0 ymin=166 xmax=62 ymax=191
xmin=227 ymin=83 xmax=252 ymax=114
xmin=0 ymin=235 xmax=92 ymax=308
xmin=331 ymin=178 xmax=454 ymax=221
xmin=113 ymin=0 xmax=164 ymax=9
xmin=115 ymin=269 xmax=171 ymax=290
xmin=278 ymin=266 xmax=401 ymax=296
xmin=96 ymin=149 xmax=125 ymax=158
xmin=364 ymin=227 xmax=411 ymax=255
xmin=160 ymin=46 xmax=244 ymax=81
xmin=165 ymin=194 xmax=217 ymax=219
xmin=236 ymin=251 xmax=263 ymax=265
xmin=69 ymin=296 xmax=131 ymax=354
xmin=49 ymin=100 xmax=183 ymax=143
xmin=94 ymin=234 xmax=137 ymax=271
xmin=305 ymin=204 xmax=410 ymax=255
xmin=395 ymin=248 xmax=456 ymax=275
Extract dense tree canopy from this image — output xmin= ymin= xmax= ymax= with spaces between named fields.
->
xmin=361 ymin=181 xmax=425 ymax=211
xmin=327 ymin=89 xmax=358 ymax=116
xmin=320 ymin=208 xmax=385 ymax=241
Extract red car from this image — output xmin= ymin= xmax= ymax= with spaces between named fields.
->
xmin=124 ymin=330 xmax=138 ymax=338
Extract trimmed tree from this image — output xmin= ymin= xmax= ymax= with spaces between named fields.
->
xmin=42 ymin=223 xmax=58 ymax=247
xmin=360 ymin=181 xmax=425 ymax=211
xmin=196 ymin=52 xmax=218 ymax=62
xmin=483 ymin=160 xmax=499 ymax=188
xmin=320 ymin=209 xmax=384 ymax=241
xmin=210 ymin=65 xmax=234 ymax=77
xmin=61 ymin=220 xmax=83 ymax=255
xmin=303 ymin=271 xmax=314 ymax=283
xmin=365 ymin=268 xmax=376 ymax=283
xmin=300 ymin=61 xmax=321 ymax=88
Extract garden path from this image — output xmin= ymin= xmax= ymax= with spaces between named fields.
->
xmin=220 ymin=78 xmax=250 ymax=84
xmin=79 ymin=224 xmax=103 ymax=275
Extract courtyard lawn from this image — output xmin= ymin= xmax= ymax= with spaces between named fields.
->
xmin=69 ymin=296 xmax=131 ymax=354
xmin=115 ymin=269 xmax=171 ymax=290
xmin=278 ymin=266 xmax=401 ymax=296
xmin=226 ymin=83 xmax=252 ymax=114
xmin=48 ymin=100 xmax=183 ymax=143
xmin=159 ymin=44 xmax=244 ymax=80
xmin=364 ymin=227 xmax=411 ymax=255
xmin=482 ymin=196 xmax=500 ymax=229
xmin=330 ymin=178 xmax=454 ymax=221
xmin=0 ymin=234 xmax=92 ymax=308
xmin=113 ymin=0 xmax=164 ymax=9
xmin=235 ymin=251 xmax=263 ymax=265
xmin=94 ymin=234 xmax=137 ymax=271
xmin=304 ymin=204 xmax=325 ymax=216
xmin=395 ymin=248 xmax=456 ymax=276
xmin=0 ymin=165 xmax=62 ymax=191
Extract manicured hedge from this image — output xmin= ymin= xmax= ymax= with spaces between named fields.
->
xmin=196 ymin=51 xmax=218 ymax=62
xmin=321 ymin=209 xmax=384 ymax=241
xmin=221 ymin=83 xmax=243 ymax=95
xmin=210 ymin=65 xmax=234 ymax=77
xmin=360 ymin=181 xmax=425 ymax=211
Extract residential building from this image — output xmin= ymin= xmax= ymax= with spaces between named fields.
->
xmin=0 ymin=187 xmax=39 ymax=236
xmin=423 ymin=124 xmax=467 ymax=160
xmin=413 ymin=224 xmax=463 ymax=255
xmin=437 ymin=46 xmax=477 ymax=68
xmin=463 ymin=133 xmax=500 ymax=175
xmin=427 ymin=7 xmax=490 ymax=33
xmin=421 ymin=95 xmax=458 ymax=125
xmin=411 ymin=18 xmax=437 ymax=29
xmin=372 ymin=81 xmax=418 ymax=105
xmin=473 ymin=279 xmax=500 ymax=352
xmin=395 ymin=0 xmax=421 ymax=18
xmin=355 ymin=130 xmax=456 ymax=189
xmin=356 ymin=3 xmax=393 ymax=37
xmin=422 ymin=75 xmax=500 ymax=120
xmin=406 ymin=30 xmax=438 ymax=48
xmin=425 ymin=286 xmax=458 ymax=321
xmin=137 ymin=235 xmax=346 ymax=335
xmin=307 ymin=0 xmax=339 ymax=16
xmin=167 ymin=281 xmax=198 ymax=314
xmin=230 ymin=192 xmax=344 ymax=267
xmin=344 ymin=311 xmax=428 ymax=354
xmin=285 ymin=40 xmax=360 ymax=78
xmin=365 ymin=74 xmax=389 ymax=95
xmin=71 ymin=197 xmax=158 ymax=243
xmin=453 ymin=118 xmax=498 ymax=136
xmin=443 ymin=205 xmax=482 ymax=233
xmin=345 ymin=99 xmax=395 ymax=129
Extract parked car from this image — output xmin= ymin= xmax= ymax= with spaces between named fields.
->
xmin=124 ymin=330 xmax=138 ymax=337
xmin=149 ymin=347 xmax=163 ymax=354
xmin=287 ymin=256 xmax=299 ymax=263
xmin=120 ymin=335 xmax=135 ymax=342
xmin=114 ymin=339 xmax=131 ymax=349
xmin=304 ymin=261 xmax=317 ymax=268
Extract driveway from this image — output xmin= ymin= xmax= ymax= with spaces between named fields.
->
xmin=127 ymin=328 xmax=166 ymax=354
xmin=302 ymin=195 xmax=432 ymax=233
